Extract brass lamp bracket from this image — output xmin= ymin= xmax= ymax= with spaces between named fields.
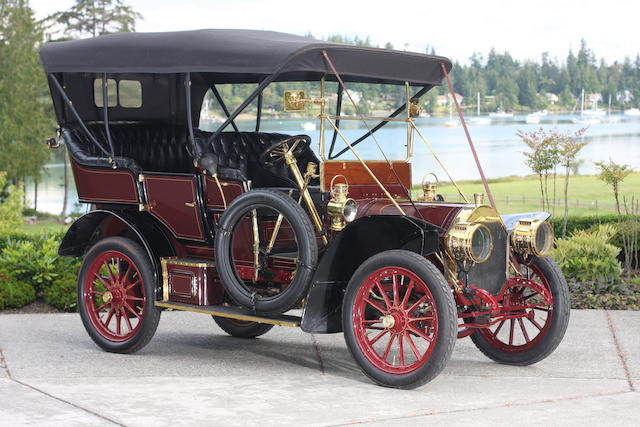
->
xmin=283 ymin=90 xmax=324 ymax=112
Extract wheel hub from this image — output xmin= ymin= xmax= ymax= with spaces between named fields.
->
xmin=102 ymin=291 xmax=113 ymax=304
xmin=382 ymin=315 xmax=395 ymax=329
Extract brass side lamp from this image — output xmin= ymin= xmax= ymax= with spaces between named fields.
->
xmin=418 ymin=173 xmax=439 ymax=202
xmin=326 ymin=175 xmax=357 ymax=231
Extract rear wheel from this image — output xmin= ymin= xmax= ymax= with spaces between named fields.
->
xmin=213 ymin=316 xmax=274 ymax=338
xmin=342 ymin=250 xmax=457 ymax=389
xmin=471 ymin=256 xmax=570 ymax=365
xmin=78 ymin=237 xmax=161 ymax=353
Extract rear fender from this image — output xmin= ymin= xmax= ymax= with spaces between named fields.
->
xmin=301 ymin=215 xmax=441 ymax=333
xmin=59 ymin=210 xmax=175 ymax=295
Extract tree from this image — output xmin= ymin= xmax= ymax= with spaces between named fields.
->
xmin=518 ymin=128 xmax=565 ymax=211
xmin=595 ymin=159 xmax=633 ymax=214
xmin=558 ymin=130 xmax=587 ymax=236
xmin=0 ymin=0 xmax=52 ymax=186
xmin=48 ymin=0 xmax=142 ymax=39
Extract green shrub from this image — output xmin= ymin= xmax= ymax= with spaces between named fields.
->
xmin=43 ymin=273 xmax=77 ymax=311
xmin=610 ymin=219 xmax=639 ymax=251
xmin=0 ymin=173 xmax=24 ymax=235
xmin=0 ymin=234 xmax=79 ymax=293
xmin=0 ymin=270 xmax=36 ymax=309
xmin=553 ymin=225 xmax=623 ymax=282
xmin=550 ymin=214 xmax=635 ymax=237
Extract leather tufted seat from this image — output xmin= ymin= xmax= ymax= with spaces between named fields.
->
xmin=61 ymin=122 xmax=320 ymax=188
xmin=194 ymin=130 xmax=320 ymax=187
xmin=62 ymin=122 xmax=195 ymax=173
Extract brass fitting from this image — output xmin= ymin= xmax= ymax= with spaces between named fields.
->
xmin=326 ymin=175 xmax=357 ymax=231
xmin=511 ymin=219 xmax=554 ymax=257
xmin=446 ymin=222 xmax=493 ymax=263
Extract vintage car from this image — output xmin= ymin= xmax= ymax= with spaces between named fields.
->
xmin=39 ymin=29 xmax=569 ymax=389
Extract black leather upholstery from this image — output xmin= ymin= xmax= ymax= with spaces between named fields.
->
xmin=62 ymin=123 xmax=195 ymax=173
xmin=195 ymin=130 xmax=320 ymax=187
xmin=61 ymin=122 xmax=320 ymax=187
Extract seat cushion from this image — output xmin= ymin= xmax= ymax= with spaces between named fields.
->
xmin=62 ymin=122 xmax=195 ymax=173
xmin=197 ymin=131 xmax=320 ymax=187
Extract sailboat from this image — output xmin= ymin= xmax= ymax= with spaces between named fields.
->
xmin=470 ymin=92 xmax=491 ymax=124
xmin=489 ymin=107 xmax=513 ymax=119
xmin=444 ymin=94 xmax=459 ymax=127
xmin=604 ymin=94 xmax=621 ymax=123
xmin=572 ymin=89 xmax=600 ymax=125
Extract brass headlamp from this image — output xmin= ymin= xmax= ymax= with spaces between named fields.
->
xmin=326 ymin=175 xmax=357 ymax=231
xmin=446 ymin=222 xmax=493 ymax=263
xmin=511 ymin=219 xmax=553 ymax=257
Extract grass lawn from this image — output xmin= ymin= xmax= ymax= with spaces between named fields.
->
xmin=413 ymin=172 xmax=640 ymax=216
xmin=17 ymin=222 xmax=68 ymax=235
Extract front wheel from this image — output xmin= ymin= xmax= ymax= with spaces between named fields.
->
xmin=342 ymin=250 xmax=457 ymax=389
xmin=471 ymin=256 xmax=570 ymax=365
xmin=78 ymin=237 xmax=161 ymax=353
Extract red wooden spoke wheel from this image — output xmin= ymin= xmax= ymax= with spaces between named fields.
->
xmin=477 ymin=263 xmax=552 ymax=352
xmin=353 ymin=267 xmax=439 ymax=375
xmin=78 ymin=237 xmax=161 ymax=353
xmin=471 ymin=256 xmax=570 ymax=365
xmin=343 ymin=250 xmax=456 ymax=389
xmin=83 ymin=250 xmax=145 ymax=342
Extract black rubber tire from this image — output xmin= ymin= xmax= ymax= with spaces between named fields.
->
xmin=214 ymin=189 xmax=318 ymax=314
xmin=342 ymin=250 xmax=457 ymax=389
xmin=470 ymin=256 xmax=570 ymax=365
xmin=213 ymin=316 xmax=274 ymax=338
xmin=77 ymin=237 xmax=161 ymax=353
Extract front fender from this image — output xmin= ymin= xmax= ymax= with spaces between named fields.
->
xmin=301 ymin=215 xmax=441 ymax=333
xmin=500 ymin=211 xmax=551 ymax=231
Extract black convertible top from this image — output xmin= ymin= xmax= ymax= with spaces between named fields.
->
xmin=40 ymin=29 xmax=451 ymax=86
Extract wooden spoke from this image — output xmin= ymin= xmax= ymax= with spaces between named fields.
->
xmin=404 ymin=331 xmax=421 ymax=359
xmin=364 ymin=298 xmax=388 ymax=315
xmin=518 ymin=318 xmax=531 ymax=343
xmin=375 ymin=282 xmax=392 ymax=309
xmin=400 ymin=280 xmax=415 ymax=309
xmin=368 ymin=328 xmax=389 ymax=345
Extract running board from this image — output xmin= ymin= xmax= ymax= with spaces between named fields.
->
xmin=155 ymin=301 xmax=301 ymax=327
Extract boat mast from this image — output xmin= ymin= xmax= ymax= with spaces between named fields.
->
xmin=477 ymin=92 xmax=480 ymax=116
xmin=580 ymin=89 xmax=585 ymax=118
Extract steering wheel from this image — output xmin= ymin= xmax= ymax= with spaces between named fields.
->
xmin=259 ymin=135 xmax=311 ymax=168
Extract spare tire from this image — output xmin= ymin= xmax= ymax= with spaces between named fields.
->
xmin=214 ymin=189 xmax=318 ymax=313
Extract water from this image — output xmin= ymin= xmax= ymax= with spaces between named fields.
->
xmin=28 ymin=114 xmax=640 ymax=214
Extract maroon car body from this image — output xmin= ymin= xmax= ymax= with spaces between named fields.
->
xmin=40 ymin=29 xmax=569 ymax=389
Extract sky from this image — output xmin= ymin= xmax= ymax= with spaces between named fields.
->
xmin=31 ymin=0 xmax=640 ymax=64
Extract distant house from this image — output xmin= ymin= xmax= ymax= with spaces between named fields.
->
xmin=436 ymin=93 xmax=463 ymax=106
xmin=545 ymin=93 xmax=559 ymax=104
xmin=586 ymin=93 xmax=602 ymax=105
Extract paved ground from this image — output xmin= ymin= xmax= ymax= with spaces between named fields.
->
xmin=0 ymin=309 xmax=638 ymax=426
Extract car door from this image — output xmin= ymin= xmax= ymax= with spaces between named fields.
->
xmin=141 ymin=173 xmax=206 ymax=241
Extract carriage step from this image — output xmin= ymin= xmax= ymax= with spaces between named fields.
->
xmin=155 ymin=301 xmax=301 ymax=327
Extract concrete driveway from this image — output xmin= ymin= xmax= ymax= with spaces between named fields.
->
xmin=0 ymin=309 xmax=638 ymax=426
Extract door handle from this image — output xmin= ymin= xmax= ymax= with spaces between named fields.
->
xmin=184 ymin=202 xmax=195 ymax=208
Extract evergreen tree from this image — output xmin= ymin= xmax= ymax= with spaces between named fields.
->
xmin=48 ymin=0 xmax=142 ymax=39
xmin=0 ymin=0 xmax=52 ymax=184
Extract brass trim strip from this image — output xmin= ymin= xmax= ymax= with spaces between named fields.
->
xmin=161 ymin=257 xmax=215 ymax=268
xmin=154 ymin=301 xmax=301 ymax=327
xmin=324 ymin=114 xmax=410 ymax=123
